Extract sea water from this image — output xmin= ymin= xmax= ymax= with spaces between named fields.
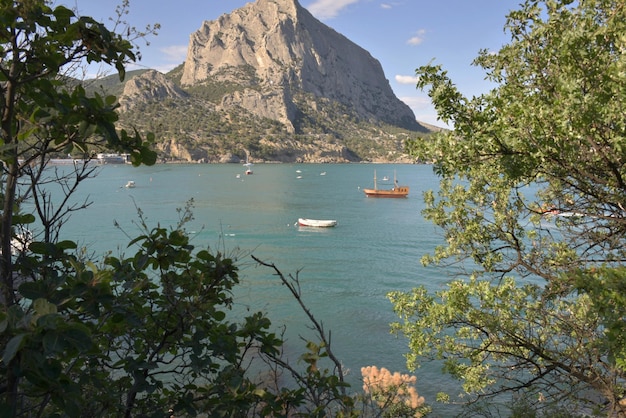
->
xmin=28 ymin=163 xmax=460 ymax=414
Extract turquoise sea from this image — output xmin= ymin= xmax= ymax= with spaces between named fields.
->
xmin=35 ymin=163 xmax=460 ymax=414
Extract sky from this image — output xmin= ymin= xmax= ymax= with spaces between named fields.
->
xmin=60 ymin=0 xmax=520 ymax=128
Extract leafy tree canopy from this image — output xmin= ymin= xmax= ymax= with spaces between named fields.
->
xmin=1 ymin=0 xmax=159 ymax=299
xmin=391 ymin=0 xmax=626 ymax=416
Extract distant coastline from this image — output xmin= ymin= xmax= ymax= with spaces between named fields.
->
xmin=36 ymin=154 xmax=421 ymax=166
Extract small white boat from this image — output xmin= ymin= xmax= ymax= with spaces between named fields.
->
xmin=243 ymin=152 xmax=254 ymax=175
xmin=125 ymin=181 xmax=136 ymax=188
xmin=297 ymin=218 xmax=337 ymax=228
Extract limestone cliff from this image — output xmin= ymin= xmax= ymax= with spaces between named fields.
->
xmin=181 ymin=0 xmax=423 ymax=131
xmin=113 ymin=0 xmax=433 ymax=163
xmin=119 ymin=70 xmax=187 ymax=111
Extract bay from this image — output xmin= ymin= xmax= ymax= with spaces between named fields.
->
xmin=36 ymin=162 xmax=458 ymax=413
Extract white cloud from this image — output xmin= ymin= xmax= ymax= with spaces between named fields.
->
xmin=306 ymin=0 xmax=360 ymax=19
xmin=406 ymin=29 xmax=426 ymax=46
xmin=161 ymin=45 xmax=188 ymax=63
xmin=399 ymin=95 xmax=430 ymax=110
xmin=395 ymin=75 xmax=419 ymax=85
xmin=126 ymin=44 xmax=188 ymax=73
xmin=381 ymin=1 xmax=404 ymax=9
xmin=124 ymin=44 xmax=188 ymax=74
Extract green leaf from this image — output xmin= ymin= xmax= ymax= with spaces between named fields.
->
xmin=34 ymin=298 xmax=57 ymax=316
xmin=141 ymin=147 xmax=158 ymax=166
xmin=18 ymin=282 xmax=49 ymax=300
xmin=52 ymin=5 xmax=74 ymax=26
xmin=42 ymin=330 xmax=63 ymax=354
xmin=12 ymin=213 xmax=35 ymax=224
xmin=62 ymin=325 xmax=93 ymax=352
xmin=3 ymin=334 xmax=27 ymax=364
xmin=0 ymin=314 xmax=7 ymax=333
xmin=56 ymin=240 xmax=77 ymax=250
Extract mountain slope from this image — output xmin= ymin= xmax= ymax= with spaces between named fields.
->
xmin=181 ymin=0 xmax=422 ymax=132
xmin=112 ymin=0 xmax=432 ymax=163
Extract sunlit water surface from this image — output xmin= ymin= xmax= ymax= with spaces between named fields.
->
xmin=28 ymin=163 xmax=464 ymax=415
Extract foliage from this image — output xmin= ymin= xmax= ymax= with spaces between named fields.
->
xmin=1 ymin=200 xmax=318 ymax=416
xmin=251 ymin=257 xmax=431 ymax=418
xmin=0 ymin=0 xmax=157 ymax=414
xmin=0 ymin=0 xmax=159 ymax=299
xmin=392 ymin=0 xmax=626 ymax=416
xmin=360 ymin=366 xmax=429 ymax=418
xmin=3 ymin=205 xmax=264 ymax=416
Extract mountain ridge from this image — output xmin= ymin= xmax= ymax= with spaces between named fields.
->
xmin=103 ymin=0 xmax=432 ymax=163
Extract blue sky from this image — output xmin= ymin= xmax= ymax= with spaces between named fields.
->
xmin=62 ymin=0 xmax=519 ymax=128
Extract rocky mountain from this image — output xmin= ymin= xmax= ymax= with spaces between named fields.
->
xmin=181 ymin=0 xmax=420 ymax=132
xmin=113 ymin=0 xmax=432 ymax=163
xmin=118 ymin=70 xmax=187 ymax=112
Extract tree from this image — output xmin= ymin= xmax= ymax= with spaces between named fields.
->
xmin=0 ymin=0 xmax=158 ymax=413
xmin=390 ymin=0 xmax=626 ymax=416
xmin=0 ymin=0 xmax=158 ymax=304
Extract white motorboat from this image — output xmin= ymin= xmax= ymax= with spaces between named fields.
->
xmin=297 ymin=218 xmax=337 ymax=228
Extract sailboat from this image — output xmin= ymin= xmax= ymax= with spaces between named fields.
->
xmin=243 ymin=152 xmax=253 ymax=175
xmin=363 ymin=170 xmax=409 ymax=198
